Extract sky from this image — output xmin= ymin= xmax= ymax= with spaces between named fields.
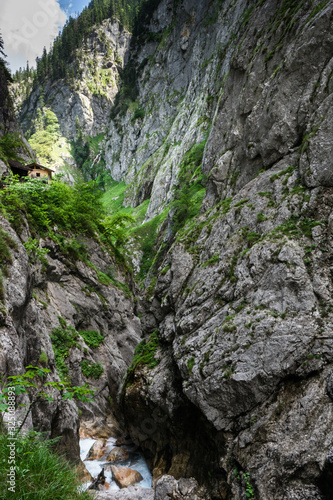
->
xmin=0 ymin=0 xmax=91 ymax=73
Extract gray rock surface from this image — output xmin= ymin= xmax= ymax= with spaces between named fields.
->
xmin=93 ymin=485 xmax=154 ymax=500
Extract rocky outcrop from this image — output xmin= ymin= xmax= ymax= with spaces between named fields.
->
xmin=94 ymin=485 xmax=154 ymax=500
xmin=4 ymin=0 xmax=333 ymax=497
xmin=11 ymin=20 xmax=131 ymax=141
xmin=106 ymin=446 xmax=130 ymax=462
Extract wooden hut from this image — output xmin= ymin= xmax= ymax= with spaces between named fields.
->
xmin=26 ymin=163 xmax=54 ymax=181
xmin=8 ymin=159 xmax=32 ymax=178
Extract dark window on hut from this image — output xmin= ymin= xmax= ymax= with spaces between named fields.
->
xmin=36 ymin=173 xmax=40 ymax=177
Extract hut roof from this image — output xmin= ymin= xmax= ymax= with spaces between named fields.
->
xmin=26 ymin=163 xmax=54 ymax=173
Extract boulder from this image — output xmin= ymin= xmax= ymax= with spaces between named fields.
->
xmin=85 ymin=439 xmax=107 ymax=460
xmin=154 ymin=475 xmax=209 ymax=500
xmin=106 ymin=447 xmax=130 ymax=463
xmin=111 ymin=465 xmax=143 ymax=488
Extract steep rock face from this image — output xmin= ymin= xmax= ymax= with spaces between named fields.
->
xmin=104 ymin=0 xmax=244 ymax=218
xmin=202 ymin=0 xmax=333 ymax=207
xmin=119 ymin=1 xmax=333 ymax=498
xmin=0 ymin=67 xmax=35 ymax=175
xmin=0 ymin=214 xmax=141 ymax=458
xmin=11 ymin=20 xmax=131 ymax=141
xmin=125 ymin=161 xmax=333 ymax=499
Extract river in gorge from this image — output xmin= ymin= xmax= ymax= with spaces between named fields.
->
xmin=80 ymin=437 xmax=152 ymax=491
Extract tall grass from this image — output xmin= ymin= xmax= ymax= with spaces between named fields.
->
xmin=0 ymin=431 xmax=90 ymax=499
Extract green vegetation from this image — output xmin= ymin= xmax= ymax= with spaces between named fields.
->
xmin=51 ymin=317 xmax=79 ymax=382
xmin=187 ymin=356 xmax=195 ymax=374
xmin=39 ymin=350 xmax=48 ymax=367
xmin=0 ymin=431 xmax=90 ymax=500
xmin=23 ymin=238 xmax=50 ymax=264
xmin=0 ymin=229 xmax=17 ymax=301
xmin=306 ymin=0 xmax=330 ymax=23
xmin=81 ymin=360 xmax=104 ymax=379
xmin=171 ymin=140 xmax=207 ymax=233
xmin=103 ymin=179 xmax=129 ymax=212
xmin=79 ymin=330 xmax=104 ymax=349
xmin=124 ymin=329 xmax=160 ymax=387
xmin=130 ymin=208 xmax=169 ymax=279
xmin=131 ymin=107 xmax=146 ymax=122
xmin=0 ymin=365 xmax=94 ymax=434
xmin=102 ymin=179 xmax=149 ymax=226
xmin=29 ymin=109 xmax=61 ymax=163
xmin=0 ymin=176 xmax=105 ymax=237
xmin=202 ymin=254 xmax=220 ymax=267
xmin=71 ymin=126 xmax=109 ymax=189
xmin=244 ymin=472 xmax=254 ymax=499
xmin=270 ymin=165 xmax=295 ymax=182
xmin=103 ymin=212 xmax=136 ymax=246
xmin=0 ymin=132 xmax=26 ymax=165
xmin=52 ymin=319 xmax=105 ymax=380
xmin=160 ymin=264 xmax=171 ymax=275
xmin=270 ymin=216 xmax=326 ymax=239
xmin=257 ymin=212 xmax=268 ymax=222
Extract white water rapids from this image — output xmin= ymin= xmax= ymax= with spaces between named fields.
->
xmin=80 ymin=438 xmax=152 ymax=491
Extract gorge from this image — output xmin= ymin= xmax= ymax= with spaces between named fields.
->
xmin=1 ymin=0 xmax=333 ymax=498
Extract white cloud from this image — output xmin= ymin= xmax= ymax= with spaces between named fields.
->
xmin=0 ymin=0 xmax=67 ymax=72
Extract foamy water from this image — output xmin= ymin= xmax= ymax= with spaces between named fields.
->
xmin=80 ymin=437 xmax=152 ymax=490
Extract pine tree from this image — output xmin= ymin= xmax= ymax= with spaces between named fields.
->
xmin=0 ymin=31 xmax=12 ymax=82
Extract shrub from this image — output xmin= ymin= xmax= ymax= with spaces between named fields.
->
xmin=0 ymin=177 xmax=105 ymax=237
xmin=51 ymin=317 xmax=79 ymax=382
xmin=131 ymin=108 xmax=146 ymax=122
xmin=123 ymin=330 xmax=160 ymax=389
xmin=39 ymin=350 xmax=48 ymax=366
xmin=81 ymin=360 xmax=103 ymax=379
xmin=79 ymin=330 xmax=104 ymax=349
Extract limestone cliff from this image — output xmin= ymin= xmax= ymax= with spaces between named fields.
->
xmin=113 ymin=0 xmax=333 ymax=499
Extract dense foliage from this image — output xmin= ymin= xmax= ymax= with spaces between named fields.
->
xmin=0 ymin=431 xmax=90 ymax=499
xmin=81 ymin=360 xmax=104 ymax=379
xmin=0 ymin=176 xmax=105 ymax=236
xmin=51 ymin=317 xmax=79 ymax=382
